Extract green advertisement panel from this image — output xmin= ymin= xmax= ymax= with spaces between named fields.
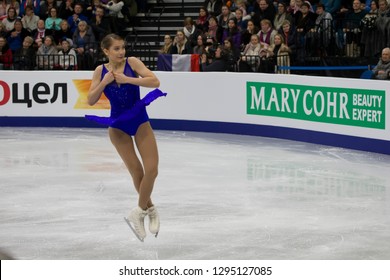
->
xmin=247 ymin=82 xmax=386 ymax=129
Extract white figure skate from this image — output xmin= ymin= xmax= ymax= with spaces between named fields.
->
xmin=147 ymin=206 xmax=160 ymax=237
xmin=124 ymin=207 xmax=147 ymax=242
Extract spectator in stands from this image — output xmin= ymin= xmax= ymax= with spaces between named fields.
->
xmin=229 ymin=0 xmax=241 ymax=13
xmin=0 ymin=35 xmax=12 ymax=69
xmin=239 ymin=33 xmax=264 ymax=72
xmin=32 ymin=19 xmax=53 ymax=49
xmin=85 ymin=0 xmax=103 ymax=18
xmin=257 ymin=19 xmax=277 ymax=46
xmin=36 ymin=35 xmax=58 ymax=69
xmin=204 ymin=0 xmax=223 ymax=16
xmin=333 ymin=1 xmax=350 ymax=53
xmin=53 ymin=19 xmax=72 ymax=46
xmin=2 ymin=7 xmax=18 ymax=32
xmin=21 ymin=5 xmax=40 ymax=33
xmin=67 ymin=3 xmax=89 ymax=33
xmin=241 ymin=19 xmax=259 ymax=48
xmin=222 ymin=17 xmax=242 ymax=48
xmin=234 ymin=0 xmax=249 ymax=18
xmin=289 ymin=0 xmax=303 ymax=15
xmin=361 ymin=0 xmax=370 ymax=12
xmin=19 ymin=0 xmax=41 ymax=17
xmin=6 ymin=0 xmax=20 ymax=16
xmin=294 ymin=2 xmax=317 ymax=61
xmin=90 ymin=5 xmax=111 ymax=42
xmin=251 ymin=0 xmax=276 ymax=28
xmin=45 ymin=7 xmax=62 ymax=31
xmin=206 ymin=15 xmax=222 ymax=43
xmin=6 ymin=18 xmax=31 ymax=52
xmin=201 ymin=44 xmax=232 ymax=71
xmin=267 ymin=33 xmax=291 ymax=74
xmin=193 ymin=34 xmax=206 ymax=55
xmin=223 ymin=36 xmax=240 ymax=63
xmin=39 ymin=0 xmax=58 ymax=20
xmin=235 ymin=7 xmax=248 ymax=31
xmin=102 ymin=0 xmax=126 ymax=34
xmin=311 ymin=3 xmax=333 ymax=56
xmin=72 ymin=20 xmax=97 ymax=69
xmin=58 ymin=0 xmax=75 ymax=20
xmin=294 ymin=1 xmax=317 ymax=28
xmin=361 ymin=0 xmax=380 ymax=57
xmin=13 ymin=35 xmax=35 ymax=69
xmin=372 ymin=47 xmax=390 ymax=79
xmin=375 ymin=0 xmax=389 ymax=52
xmin=278 ymin=20 xmax=296 ymax=55
xmin=343 ymin=0 xmax=367 ymax=57
xmin=170 ymin=30 xmax=192 ymax=54
xmin=58 ymin=37 xmax=77 ymax=69
xmin=195 ymin=6 xmax=210 ymax=32
xmin=158 ymin=34 xmax=173 ymax=54
xmin=183 ymin=17 xmax=203 ymax=48
xmin=217 ymin=4 xmax=236 ymax=31
xmin=0 ymin=0 xmax=7 ymax=20
xmin=287 ymin=0 xmax=295 ymax=14
xmin=274 ymin=2 xmax=293 ymax=31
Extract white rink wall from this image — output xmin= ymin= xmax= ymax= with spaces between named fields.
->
xmin=0 ymin=71 xmax=389 ymax=154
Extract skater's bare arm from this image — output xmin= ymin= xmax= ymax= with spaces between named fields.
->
xmin=88 ymin=65 xmax=114 ymax=106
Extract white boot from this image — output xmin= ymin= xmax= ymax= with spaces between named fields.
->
xmin=147 ymin=206 xmax=160 ymax=237
xmin=127 ymin=207 xmax=147 ymax=241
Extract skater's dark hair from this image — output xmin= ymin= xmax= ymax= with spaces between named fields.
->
xmin=100 ymin=33 xmax=124 ymax=51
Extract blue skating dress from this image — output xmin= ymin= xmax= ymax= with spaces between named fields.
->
xmin=85 ymin=59 xmax=167 ymax=136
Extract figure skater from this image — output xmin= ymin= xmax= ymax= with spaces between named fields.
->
xmin=86 ymin=33 xmax=166 ymax=241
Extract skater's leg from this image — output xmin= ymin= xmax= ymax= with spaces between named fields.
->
xmin=108 ymin=127 xmax=153 ymax=208
xmin=109 ymin=127 xmax=152 ymax=240
xmin=134 ymin=122 xmax=159 ymax=210
xmin=109 ymin=127 xmax=142 ymax=187
xmin=134 ymin=122 xmax=160 ymax=236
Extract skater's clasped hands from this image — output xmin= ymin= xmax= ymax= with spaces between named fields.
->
xmin=112 ymin=72 xmax=129 ymax=85
xmin=102 ymin=71 xmax=115 ymax=85
xmin=102 ymin=71 xmax=133 ymax=87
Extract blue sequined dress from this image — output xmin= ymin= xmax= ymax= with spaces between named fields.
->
xmin=85 ymin=59 xmax=167 ymax=136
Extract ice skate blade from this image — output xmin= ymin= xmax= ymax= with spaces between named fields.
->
xmin=124 ymin=217 xmax=144 ymax=242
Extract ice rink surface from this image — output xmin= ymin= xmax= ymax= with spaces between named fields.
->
xmin=0 ymin=127 xmax=389 ymax=260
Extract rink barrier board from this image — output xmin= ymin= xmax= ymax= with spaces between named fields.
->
xmin=1 ymin=71 xmax=389 ymax=155
xmin=0 ymin=117 xmax=389 ymax=155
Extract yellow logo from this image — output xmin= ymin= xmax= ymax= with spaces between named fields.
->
xmin=73 ymin=80 xmax=110 ymax=109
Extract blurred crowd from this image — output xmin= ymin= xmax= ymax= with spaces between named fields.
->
xmin=158 ymin=0 xmax=390 ymax=78
xmin=1 ymin=0 xmax=390 ymax=78
xmin=0 ymin=0 xmax=142 ymax=70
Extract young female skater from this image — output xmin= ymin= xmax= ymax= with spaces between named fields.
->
xmin=87 ymin=33 xmax=166 ymax=241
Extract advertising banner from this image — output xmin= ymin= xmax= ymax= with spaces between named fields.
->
xmin=246 ymin=81 xmax=385 ymax=129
